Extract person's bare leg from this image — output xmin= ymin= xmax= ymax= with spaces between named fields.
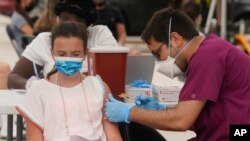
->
xmin=0 ymin=62 xmax=11 ymax=89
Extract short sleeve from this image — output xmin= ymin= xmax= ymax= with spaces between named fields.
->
xmin=87 ymin=25 xmax=118 ymax=48
xmin=22 ymin=32 xmax=51 ymax=66
xmin=89 ymin=75 xmax=108 ymax=103
xmin=94 ymin=75 xmax=109 ymax=118
xmin=16 ymin=81 xmax=44 ymax=129
xmin=11 ymin=12 xmax=27 ymax=29
xmin=112 ymin=7 xmax=125 ymax=24
xmin=94 ymin=75 xmax=105 ymax=97
xmin=179 ymin=54 xmax=225 ymax=102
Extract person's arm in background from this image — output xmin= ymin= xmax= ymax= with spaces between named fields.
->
xmin=11 ymin=11 xmax=34 ymax=37
xmin=7 ymin=57 xmax=42 ymax=89
xmin=102 ymin=82 xmax=122 ymax=141
xmin=112 ymin=6 xmax=141 ymax=55
xmin=113 ymin=7 xmax=127 ymax=45
xmin=116 ymin=23 xmax=126 ymax=45
xmin=20 ymin=23 xmax=34 ymax=36
xmin=20 ymin=23 xmax=34 ymax=46
xmin=7 ymin=33 xmax=49 ymax=89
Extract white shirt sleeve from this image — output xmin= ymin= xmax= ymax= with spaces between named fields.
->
xmin=87 ymin=25 xmax=118 ymax=48
xmin=16 ymin=80 xmax=44 ymax=129
xmin=22 ymin=32 xmax=52 ymax=66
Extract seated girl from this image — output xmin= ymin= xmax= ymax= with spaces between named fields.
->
xmin=16 ymin=22 xmax=122 ymax=141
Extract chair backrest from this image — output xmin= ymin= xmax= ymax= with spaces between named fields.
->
xmin=5 ymin=24 xmax=23 ymax=58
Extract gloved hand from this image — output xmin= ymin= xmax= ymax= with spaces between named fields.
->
xmin=25 ymin=76 xmax=38 ymax=90
xmin=105 ymin=94 xmax=133 ymax=123
xmin=135 ymin=95 xmax=167 ymax=110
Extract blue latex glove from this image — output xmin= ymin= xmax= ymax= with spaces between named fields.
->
xmin=105 ymin=94 xmax=133 ymax=123
xmin=135 ymin=95 xmax=167 ymax=110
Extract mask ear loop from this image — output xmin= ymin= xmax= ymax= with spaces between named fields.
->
xmin=168 ymin=16 xmax=196 ymax=60
xmin=174 ymin=36 xmax=196 ymax=59
xmin=167 ymin=17 xmax=175 ymax=77
xmin=168 ymin=17 xmax=172 ymax=57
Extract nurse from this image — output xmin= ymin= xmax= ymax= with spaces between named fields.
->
xmin=105 ymin=8 xmax=250 ymax=141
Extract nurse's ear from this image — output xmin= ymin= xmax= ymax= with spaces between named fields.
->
xmin=170 ymin=32 xmax=184 ymax=49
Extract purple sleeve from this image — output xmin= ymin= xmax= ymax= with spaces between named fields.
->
xmin=179 ymin=54 xmax=225 ymax=102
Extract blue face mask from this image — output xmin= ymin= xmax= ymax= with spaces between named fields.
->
xmin=55 ymin=57 xmax=83 ymax=76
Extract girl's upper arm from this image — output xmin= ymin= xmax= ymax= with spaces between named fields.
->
xmin=98 ymin=78 xmax=122 ymax=141
xmin=26 ymin=118 xmax=44 ymax=141
xmin=102 ymin=118 xmax=122 ymax=141
xmin=11 ymin=56 xmax=41 ymax=78
xmin=101 ymin=81 xmax=123 ymax=141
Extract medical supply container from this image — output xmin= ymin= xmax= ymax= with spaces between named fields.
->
xmin=153 ymin=84 xmax=182 ymax=102
xmin=125 ymin=85 xmax=153 ymax=103
xmin=88 ymin=46 xmax=129 ymax=100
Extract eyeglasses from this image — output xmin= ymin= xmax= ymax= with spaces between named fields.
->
xmin=151 ymin=43 xmax=164 ymax=59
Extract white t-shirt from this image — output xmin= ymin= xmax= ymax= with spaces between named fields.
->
xmin=17 ymin=75 xmax=106 ymax=141
xmin=22 ymin=25 xmax=118 ymax=76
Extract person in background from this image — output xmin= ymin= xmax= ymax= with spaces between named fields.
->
xmin=94 ymin=0 xmax=127 ymax=45
xmin=104 ymin=8 xmax=250 ymax=141
xmin=10 ymin=0 xmax=34 ymax=52
xmin=16 ymin=22 xmax=122 ymax=141
xmin=8 ymin=0 xmax=118 ymax=89
xmin=181 ymin=0 xmax=202 ymax=30
xmin=33 ymin=0 xmax=60 ymax=34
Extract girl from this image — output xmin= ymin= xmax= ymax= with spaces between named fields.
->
xmin=17 ymin=22 xmax=122 ymax=141
xmin=10 ymin=0 xmax=34 ymax=52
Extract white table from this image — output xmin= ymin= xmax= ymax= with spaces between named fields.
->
xmin=0 ymin=90 xmax=25 ymax=114
xmin=0 ymin=90 xmax=25 ymax=141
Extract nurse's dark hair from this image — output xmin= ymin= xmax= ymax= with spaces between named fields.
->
xmin=181 ymin=1 xmax=201 ymax=22
xmin=47 ymin=22 xmax=88 ymax=79
xmin=54 ymin=0 xmax=97 ymax=26
xmin=141 ymin=7 xmax=199 ymax=45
